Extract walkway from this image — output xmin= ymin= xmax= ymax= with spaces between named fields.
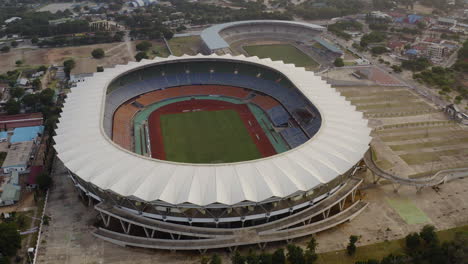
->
xmin=364 ymin=149 xmax=468 ymax=191
xmin=93 ymin=177 xmax=366 ymax=251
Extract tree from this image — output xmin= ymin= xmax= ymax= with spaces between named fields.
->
xmin=231 ymin=251 xmax=245 ymax=264
xmin=10 ymin=87 xmax=25 ymax=98
xmin=405 ymin=233 xmax=421 ymax=251
xmin=63 ymin=59 xmax=76 ymax=77
xmin=10 ymin=41 xmax=18 ymax=47
xmin=163 ymin=31 xmax=174 ymax=40
xmin=287 ymin=244 xmax=305 ymax=264
xmin=37 ymin=172 xmax=53 ymax=191
xmin=209 ymin=254 xmax=222 ymax=264
xmin=32 ymin=78 xmax=41 ymax=90
xmin=0 ymin=46 xmax=10 ymax=53
xmin=91 ymin=48 xmax=105 ymax=59
xmin=272 ymin=249 xmax=286 ymax=264
xmin=371 ymin=46 xmax=387 ymax=55
xmin=21 ymin=93 xmax=39 ymax=110
xmin=37 ymin=65 xmax=48 ymax=72
xmin=97 ymin=66 xmax=104 ymax=72
xmin=258 ymin=253 xmax=272 ymax=264
xmin=15 ymin=214 xmax=27 ymax=229
xmin=39 ymin=88 xmax=55 ymax=106
xmin=5 ymin=99 xmax=20 ymax=115
xmin=31 ymin=37 xmax=39 ymax=44
xmin=136 ymin=41 xmax=152 ymax=52
xmin=305 ymin=236 xmax=318 ymax=264
xmin=420 ymin=225 xmax=438 ymax=245
xmin=15 ymin=60 xmax=23 ymax=66
xmin=0 ymin=222 xmax=22 ymax=257
xmin=334 ymin=58 xmax=344 ymax=67
xmin=347 ymin=235 xmax=359 ymax=256
xmin=134 ymin=52 xmax=148 ymax=62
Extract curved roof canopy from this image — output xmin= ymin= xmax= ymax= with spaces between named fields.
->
xmin=54 ymin=54 xmax=370 ymax=207
xmin=201 ymin=20 xmax=325 ymax=51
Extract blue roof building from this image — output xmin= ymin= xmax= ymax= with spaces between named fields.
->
xmin=10 ymin=126 xmax=44 ymax=143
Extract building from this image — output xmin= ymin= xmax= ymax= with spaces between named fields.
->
xmin=438 ymin=17 xmax=457 ymax=27
xmin=0 ymin=184 xmax=20 ymax=206
xmin=128 ymin=0 xmax=157 ymax=7
xmin=4 ymin=17 xmax=21 ymax=24
xmin=0 ymin=113 xmax=43 ymax=130
xmin=1 ymin=141 xmax=34 ymax=174
xmin=0 ymin=171 xmax=21 ymax=206
xmin=445 ymin=104 xmax=468 ymax=125
xmin=427 ymin=43 xmax=448 ymax=60
xmin=10 ymin=126 xmax=44 ymax=144
xmin=200 ymin=20 xmax=324 ymax=54
xmin=55 ymin=54 xmax=371 ymax=250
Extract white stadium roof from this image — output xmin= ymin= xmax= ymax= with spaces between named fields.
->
xmin=201 ymin=20 xmax=325 ymax=51
xmin=54 ymin=54 xmax=371 ymax=207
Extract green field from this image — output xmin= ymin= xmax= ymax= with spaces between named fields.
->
xmin=160 ymin=110 xmax=261 ymax=163
xmin=243 ymin=44 xmax=319 ymax=69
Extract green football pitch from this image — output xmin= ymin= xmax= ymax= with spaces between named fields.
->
xmin=243 ymin=44 xmax=319 ymax=69
xmin=160 ymin=109 xmax=261 ymax=163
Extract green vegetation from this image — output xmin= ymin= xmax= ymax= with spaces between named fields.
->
xmin=334 ymin=57 xmax=345 ymax=67
xmin=370 ymin=46 xmax=387 ymax=55
xmin=290 ymin=0 xmax=365 ymax=20
xmin=401 ymin=58 xmax=431 ymax=72
xmin=413 ymin=66 xmax=455 ymax=90
xmin=229 ymin=237 xmax=318 ymax=264
xmin=0 ymin=222 xmax=22 ymax=261
xmin=328 ymin=20 xmax=363 ymax=40
xmin=136 ymin=41 xmax=153 ymax=52
xmin=244 ymin=44 xmax=319 ymax=69
xmin=160 ymin=110 xmax=261 ymax=163
xmin=134 ymin=52 xmax=148 ymax=62
xmin=347 ymin=235 xmax=359 ymax=256
xmin=389 ymin=137 xmax=468 ymax=151
xmin=317 ymin=225 xmax=468 ymax=264
xmin=386 ymin=198 xmax=430 ymax=224
xmin=0 ymin=152 xmax=6 ymax=166
xmin=360 ymin=32 xmax=386 ymax=47
xmin=168 ymin=36 xmax=202 ymax=56
xmin=91 ymin=48 xmax=105 ymax=59
xmin=63 ymin=59 xmax=76 ymax=77
xmin=400 ymin=149 xmax=466 ymax=165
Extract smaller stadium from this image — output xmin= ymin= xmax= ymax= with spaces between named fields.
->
xmin=55 ymin=54 xmax=371 ymax=251
xmin=200 ymin=20 xmax=343 ymax=70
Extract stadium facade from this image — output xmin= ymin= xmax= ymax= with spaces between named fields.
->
xmin=200 ymin=20 xmax=327 ymax=55
xmin=55 ymin=54 xmax=371 ymax=250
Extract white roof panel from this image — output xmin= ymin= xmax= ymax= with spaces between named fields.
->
xmin=54 ymin=54 xmax=371 ymax=207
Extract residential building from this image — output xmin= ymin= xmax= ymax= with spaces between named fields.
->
xmin=1 ymin=141 xmax=34 ymax=174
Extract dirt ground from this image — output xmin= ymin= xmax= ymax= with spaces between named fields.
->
xmin=0 ymin=42 xmax=135 ymax=74
xmin=34 ymin=159 xmax=468 ymax=264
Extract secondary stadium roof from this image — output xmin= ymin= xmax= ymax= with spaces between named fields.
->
xmin=201 ymin=20 xmax=325 ymax=51
xmin=54 ymin=54 xmax=371 ymax=207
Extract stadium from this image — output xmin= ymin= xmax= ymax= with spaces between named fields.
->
xmin=54 ymin=54 xmax=371 ymax=251
xmin=200 ymin=20 xmax=343 ymax=70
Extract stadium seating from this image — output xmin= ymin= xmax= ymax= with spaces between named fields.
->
xmin=280 ymin=127 xmax=309 ymax=149
xmin=105 ymin=61 xmax=323 ymax=148
xmin=112 ymin=104 xmax=140 ymax=150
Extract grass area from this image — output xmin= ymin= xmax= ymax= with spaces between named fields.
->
xmin=338 ymin=90 xmax=411 ymax=99
xmin=376 ymin=159 xmax=393 ymax=170
xmin=168 ymin=36 xmax=202 ymax=56
xmin=160 ymin=109 xmax=261 ymax=163
xmin=243 ymin=44 xmax=319 ymax=69
xmin=317 ymin=225 xmax=468 ymax=264
xmin=343 ymin=61 xmax=357 ymax=66
xmin=149 ymin=43 xmax=171 ymax=58
xmin=389 ymin=137 xmax=468 ymax=151
xmin=350 ymin=97 xmax=418 ymax=105
xmin=399 ymin=149 xmax=467 ymax=165
xmin=356 ymin=102 xmax=428 ymax=111
xmin=379 ymin=130 xmax=464 ymax=142
xmin=0 ymin=152 xmax=6 ymax=166
xmin=386 ymin=198 xmax=430 ymax=224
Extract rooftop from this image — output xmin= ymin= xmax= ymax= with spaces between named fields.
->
xmin=201 ymin=20 xmax=324 ymax=51
xmin=0 ymin=184 xmax=20 ymax=203
xmin=2 ymin=141 xmax=34 ymax=169
xmin=10 ymin=125 xmax=44 ymax=143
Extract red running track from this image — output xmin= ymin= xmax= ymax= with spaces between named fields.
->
xmin=147 ymin=99 xmax=277 ymax=161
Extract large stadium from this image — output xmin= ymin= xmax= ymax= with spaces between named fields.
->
xmin=54 ymin=54 xmax=371 ymax=251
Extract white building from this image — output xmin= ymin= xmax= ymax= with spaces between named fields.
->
xmin=4 ymin=17 xmax=21 ymax=24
